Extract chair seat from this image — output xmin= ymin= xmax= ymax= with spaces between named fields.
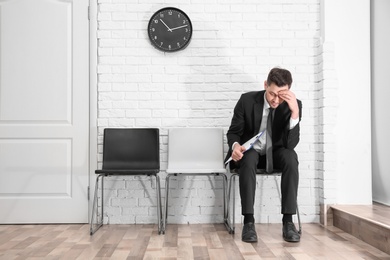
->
xmin=95 ymin=169 xmax=159 ymax=175
xmin=166 ymin=168 xmax=226 ymax=174
xmin=230 ymin=168 xmax=282 ymax=175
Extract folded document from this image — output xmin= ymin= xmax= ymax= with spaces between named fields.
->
xmin=224 ymin=131 xmax=264 ymax=165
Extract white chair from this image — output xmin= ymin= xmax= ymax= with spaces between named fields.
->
xmin=163 ymin=128 xmax=228 ymax=232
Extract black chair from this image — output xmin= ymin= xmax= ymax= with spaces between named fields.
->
xmin=90 ymin=128 xmax=163 ymax=235
xmin=225 ymin=168 xmax=302 ymax=234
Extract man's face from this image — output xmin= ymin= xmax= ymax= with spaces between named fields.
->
xmin=264 ymin=82 xmax=289 ymax=109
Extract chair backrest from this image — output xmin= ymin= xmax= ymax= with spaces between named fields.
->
xmin=166 ymin=128 xmax=226 ymax=173
xmin=102 ymin=128 xmax=160 ymax=170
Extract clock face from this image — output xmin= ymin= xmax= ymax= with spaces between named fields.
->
xmin=148 ymin=7 xmax=192 ymax=52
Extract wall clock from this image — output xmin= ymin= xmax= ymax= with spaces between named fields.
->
xmin=147 ymin=7 xmax=192 ymax=52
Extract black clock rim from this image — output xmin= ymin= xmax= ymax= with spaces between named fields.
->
xmin=147 ymin=7 xmax=193 ymax=52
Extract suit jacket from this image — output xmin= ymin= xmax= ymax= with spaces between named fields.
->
xmin=225 ymin=90 xmax=302 ymax=168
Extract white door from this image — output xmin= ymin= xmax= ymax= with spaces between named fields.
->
xmin=0 ymin=0 xmax=89 ymax=223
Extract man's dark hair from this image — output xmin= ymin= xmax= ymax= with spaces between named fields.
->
xmin=267 ymin=67 xmax=293 ymax=88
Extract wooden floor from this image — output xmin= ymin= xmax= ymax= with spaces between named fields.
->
xmin=1 ymin=222 xmax=390 ymax=260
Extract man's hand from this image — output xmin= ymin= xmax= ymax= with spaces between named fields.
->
xmin=279 ymin=90 xmax=299 ymax=119
xmin=232 ymin=143 xmax=246 ymax=162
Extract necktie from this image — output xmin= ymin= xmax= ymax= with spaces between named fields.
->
xmin=266 ymin=108 xmax=274 ymax=173
xmin=253 ymin=111 xmax=268 ymax=153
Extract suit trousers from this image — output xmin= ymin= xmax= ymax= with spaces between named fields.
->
xmin=237 ymin=148 xmax=299 ymax=215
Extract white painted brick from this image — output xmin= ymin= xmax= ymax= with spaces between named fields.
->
xmin=152 ymin=109 xmax=178 ymax=118
xmin=138 ymin=198 xmax=157 ymax=207
xmin=99 ymin=3 xmax=126 ymax=12
xmin=126 ymin=109 xmax=152 ymax=118
xmin=98 ymin=48 xmax=112 ymax=56
xmin=172 ymin=205 xmax=201 ymax=216
xmin=135 ymin=215 xmax=159 ymax=224
xmin=104 ymin=206 xmax=121 ymax=216
xmin=98 ymin=21 xmax=126 ymax=30
xmin=96 ymin=0 xmax=322 ymax=225
xmin=111 ymin=198 xmax=137 ymax=207
xmin=117 ymin=189 xmax=144 ymax=199
xmin=112 ymin=13 xmax=137 ymax=21
xmin=99 ymin=39 xmax=126 ymax=47
xmin=104 ymin=178 xmax=126 ymax=189
xmin=164 ymin=101 xmax=191 ymax=109
xmin=177 ymin=92 xmax=204 ymax=101
xmin=201 ymin=206 xmax=225 ymax=215
xmin=107 ymin=215 xmax=135 ymax=224
xmin=122 ymin=206 xmax=148 ymax=216
xmin=100 ymin=109 xmax=126 ymax=118
xmin=107 ymin=118 xmax=135 ymax=127
xmin=99 ymin=56 xmax=126 ymax=65
xmin=97 ymin=13 xmax=112 ymax=21
xmin=283 ymin=4 xmax=310 ymax=13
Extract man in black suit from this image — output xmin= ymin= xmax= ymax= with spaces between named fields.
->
xmin=226 ymin=67 xmax=302 ymax=243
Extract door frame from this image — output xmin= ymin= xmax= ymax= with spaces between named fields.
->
xmin=88 ymin=0 xmax=98 ymax=221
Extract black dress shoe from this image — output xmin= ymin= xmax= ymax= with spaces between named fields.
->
xmin=282 ymin=222 xmax=300 ymax=242
xmin=242 ymin=222 xmax=257 ymax=243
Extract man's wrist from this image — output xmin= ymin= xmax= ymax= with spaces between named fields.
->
xmin=291 ymin=109 xmax=299 ymax=120
xmin=289 ymin=117 xmax=299 ymax=130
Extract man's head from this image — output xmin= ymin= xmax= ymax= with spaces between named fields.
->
xmin=264 ymin=67 xmax=293 ymax=109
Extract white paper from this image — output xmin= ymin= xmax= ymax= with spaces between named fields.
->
xmin=224 ymin=131 xmax=264 ymax=165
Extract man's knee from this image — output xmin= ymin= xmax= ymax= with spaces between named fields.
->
xmin=277 ymin=149 xmax=298 ymax=169
xmin=239 ymin=149 xmax=259 ymax=169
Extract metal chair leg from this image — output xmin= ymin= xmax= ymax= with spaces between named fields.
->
xmin=163 ymin=174 xmax=172 ymax=232
xmin=221 ymin=173 xmax=228 ymax=220
xmin=155 ymin=175 xmax=163 ymax=234
xmin=165 ymin=173 xmax=228 ymax=233
xmin=90 ymin=174 xmax=163 ymax=236
xmin=90 ymin=174 xmax=104 ymax=235
xmin=296 ymin=203 xmax=302 ymax=234
xmin=224 ymin=172 xmax=237 ymax=234
xmin=221 ymin=173 xmax=232 ymax=233
xmin=231 ymin=173 xmax=238 ymax=234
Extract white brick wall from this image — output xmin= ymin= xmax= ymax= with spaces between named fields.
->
xmin=97 ymin=0 xmax=321 ymax=224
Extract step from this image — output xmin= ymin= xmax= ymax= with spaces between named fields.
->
xmin=331 ymin=203 xmax=390 ymax=255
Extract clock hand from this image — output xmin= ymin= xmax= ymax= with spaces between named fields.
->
xmin=170 ymin=24 xmax=188 ymax=31
xmin=159 ymin=19 xmax=172 ymax=32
